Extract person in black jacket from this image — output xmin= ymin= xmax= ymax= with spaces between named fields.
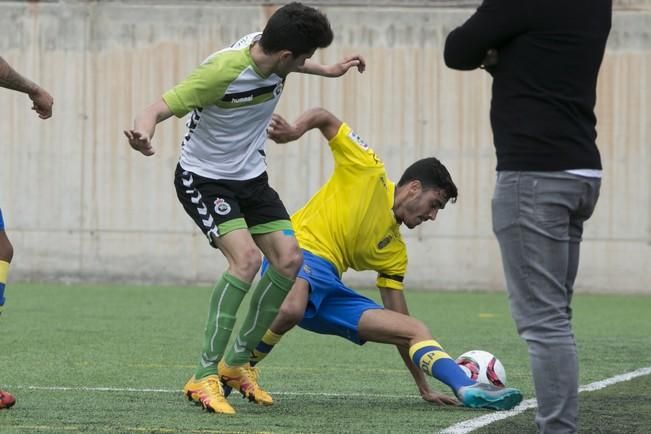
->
xmin=444 ymin=1 xmax=612 ymax=432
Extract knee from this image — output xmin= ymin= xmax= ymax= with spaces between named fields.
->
xmin=274 ymin=247 xmax=303 ymax=278
xmin=517 ymin=317 xmax=574 ymax=344
xmin=0 ymin=238 xmax=13 ymax=263
xmin=230 ymin=247 xmax=262 ymax=281
xmin=276 ymin=299 xmax=305 ymax=329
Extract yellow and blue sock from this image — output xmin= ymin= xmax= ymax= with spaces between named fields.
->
xmin=0 ymin=260 xmax=9 ymax=313
xmin=250 ymin=329 xmax=283 ymax=366
xmin=409 ymin=339 xmax=475 ymax=392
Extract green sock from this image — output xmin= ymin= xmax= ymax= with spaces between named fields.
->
xmin=195 ymin=272 xmax=250 ymax=379
xmin=224 ymin=266 xmax=294 ymax=366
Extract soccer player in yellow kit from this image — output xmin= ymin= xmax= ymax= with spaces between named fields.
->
xmin=247 ymin=107 xmax=523 ymax=410
xmin=0 ymin=55 xmax=54 ymax=410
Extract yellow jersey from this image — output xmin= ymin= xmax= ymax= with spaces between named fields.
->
xmin=292 ymin=123 xmax=407 ymax=290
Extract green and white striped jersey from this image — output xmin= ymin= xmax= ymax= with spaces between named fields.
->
xmin=163 ymin=32 xmax=284 ymax=181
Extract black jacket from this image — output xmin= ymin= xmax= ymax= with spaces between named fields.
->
xmin=445 ymin=0 xmax=612 ymax=171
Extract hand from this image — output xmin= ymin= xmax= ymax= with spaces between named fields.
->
xmin=420 ymin=389 xmax=460 ymax=406
xmin=123 ymin=129 xmax=155 ymax=156
xmin=267 ymin=113 xmax=298 ymax=144
xmin=481 ymin=48 xmax=498 ymax=69
xmin=28 ymin=87 xmax=53 ymax=119
xmin=325 ymin=54 xmax=366 ymax=77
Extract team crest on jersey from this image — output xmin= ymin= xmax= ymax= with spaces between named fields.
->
xmin=348 ymin=131 xmax=369 ymax=150
xmin=214 ymin=198 xmax=231 ymax=216
xmin=377 ymin=234 xmax=393 ymax=249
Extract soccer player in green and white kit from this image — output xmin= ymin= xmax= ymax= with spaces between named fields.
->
xmin=124 ymin=2 xmax=365 ymax=415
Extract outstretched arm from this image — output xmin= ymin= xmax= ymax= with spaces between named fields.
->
xmin=123 ymin=99 xmax=173 ymax=156
xmin=298 ymin=54 xmax=366 ymax=77
xmin=379 ymin=287 xmax=459 ymax=405
xmin=267 ymin=107 xmax=342 ymax=143
xmin=0 ymin=56 xmax=54 ymax=119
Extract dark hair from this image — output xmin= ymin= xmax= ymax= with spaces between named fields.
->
xmin=397 ymin=157 xmax=458 ymax=203
xmin=259 ymin=2 xmax=333 ymax=56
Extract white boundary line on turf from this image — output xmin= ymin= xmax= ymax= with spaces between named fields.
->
xmin=439 ymin=366 xmax=651 ymax=434
xmin=6 ymin=384 xmax=420 ymax=399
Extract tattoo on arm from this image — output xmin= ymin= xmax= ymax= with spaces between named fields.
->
xmin=0 ymin=56 xmax=38 ymax=94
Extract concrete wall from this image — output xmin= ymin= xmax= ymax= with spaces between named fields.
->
xmin=1 ymin=1 xmax=650 ymax=292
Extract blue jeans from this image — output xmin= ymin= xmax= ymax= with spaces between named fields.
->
xmin=492 ymin=171 xmax=600 ymax=434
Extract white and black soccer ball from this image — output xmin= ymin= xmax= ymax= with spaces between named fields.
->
xmin=456 ymin=350 xmax=507 ymax=387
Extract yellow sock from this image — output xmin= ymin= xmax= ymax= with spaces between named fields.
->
xmin=250 ymin=329 xmax=283 ymax=366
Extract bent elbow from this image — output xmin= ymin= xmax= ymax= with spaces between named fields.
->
xmin=444 ymin=46 xmax=479 ymax=71
xmin=444 ymin=32 xmax=482 ymax=71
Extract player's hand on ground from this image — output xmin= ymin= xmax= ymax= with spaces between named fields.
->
xmin=267 ymin=113 xmax=298 ymax=143
xmin=29 ymin=87 xmax=54 ymax=119
xmin=124 ymin=129 xmax=155 ymax=156
xmin=326 ymin=54 xmax=366 ymax=77
xmin=420 ymin=390 xmax=459 ymax=406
